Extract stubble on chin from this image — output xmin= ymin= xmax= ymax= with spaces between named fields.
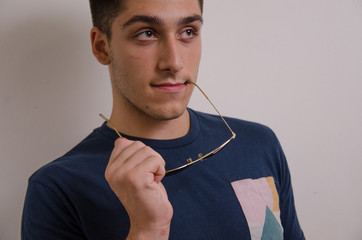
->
xmin=112 ymin=75 xmax=189 ymax=122
xmin=110 ymin=53 xmax=193 ymax=122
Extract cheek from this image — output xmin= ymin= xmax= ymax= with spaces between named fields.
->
xmin=188 ymin=41 xmax=202 ymax=62
xmin=187 ymin=47 xmax=202 ymax=73
xmin=125 ymin=52 xmax=142 ymax=68
xmin=124 ymin=49 xmax=155 ymax=73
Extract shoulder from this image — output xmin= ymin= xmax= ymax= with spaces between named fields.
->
xmin=29 ymin=125 xmax=113 ymax=187
xmin=191 ymin=109 xmax=279 ymax=146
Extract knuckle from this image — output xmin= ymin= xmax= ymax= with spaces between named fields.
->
xmin=104 ymin=166 xmax=112 ymax=180
xmin=105 ymin=168 xmax=133 ymax=188
xmin=113 ymin=139 xmax=126 ymax=151
xmin=146 ymin=149 xmax=166 ymax=167
xmin=123 ymin=169 xmax=140 ymax=186
xmin=104 ymin=167 xmax=116 ymax=183
xmin=154 ymin=152 xmax=166 ymax=166
xmin=142 ymin=145 xmax=154 ymax=155
xmin=115 ymin=137 xmax=125 ymax=146
xmin=133 ymin=140 xmax=145 ymax=148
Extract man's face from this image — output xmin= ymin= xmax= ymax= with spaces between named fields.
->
xmin=108 ymin=0 xmax=202 ymax=121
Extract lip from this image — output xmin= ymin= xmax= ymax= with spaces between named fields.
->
xmin=151 ymin=82 xmax=187 ymax=92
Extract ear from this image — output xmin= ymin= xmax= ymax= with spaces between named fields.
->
xmin=90 ymin=27 xmax=111 ymax=65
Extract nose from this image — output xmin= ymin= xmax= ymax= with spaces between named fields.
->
xmin=157 ymin=37 xmax=183 ymax=74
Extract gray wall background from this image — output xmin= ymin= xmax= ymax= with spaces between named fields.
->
xmin=1 ymin=1 xmax=361 ymax=239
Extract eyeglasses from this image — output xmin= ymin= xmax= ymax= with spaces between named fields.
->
xmin=99 ymin=82 xmax=236 ymax=174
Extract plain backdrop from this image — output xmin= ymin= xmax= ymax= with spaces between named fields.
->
xmin=1 ymin=1 xmax=361 ymax=239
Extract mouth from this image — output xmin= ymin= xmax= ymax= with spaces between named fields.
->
xmin=151 ymin=81 xmax=191 ymax=92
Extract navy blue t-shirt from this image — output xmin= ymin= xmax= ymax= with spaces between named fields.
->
xmin=22 ymin=109 xmax=305 ymax=239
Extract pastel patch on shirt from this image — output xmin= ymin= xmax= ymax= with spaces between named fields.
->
xmin=231 ymin=177 xmax=283 ymax=240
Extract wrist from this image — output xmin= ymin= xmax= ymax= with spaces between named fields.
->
xmin=127 ymin=225 xmax=170 ymax=240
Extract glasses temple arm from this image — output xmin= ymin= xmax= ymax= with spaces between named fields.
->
xmin=188 ymin=82 xmax=236 ymax=139
xmin=99 ymin=114 xmax=123 ymax=139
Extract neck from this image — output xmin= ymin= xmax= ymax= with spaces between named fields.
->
xmin=108 ymin=99 xmax=190 ymax=140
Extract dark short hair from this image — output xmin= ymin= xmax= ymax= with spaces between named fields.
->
xmin=89 ymin=0 xmax=204 ymax=39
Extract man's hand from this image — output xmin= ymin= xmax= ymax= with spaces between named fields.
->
xmin=105 ymin=138 xmax=173 ymax=240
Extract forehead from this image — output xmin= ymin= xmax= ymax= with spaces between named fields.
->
xmin=116 ymin=0 xmax=202 ymax=25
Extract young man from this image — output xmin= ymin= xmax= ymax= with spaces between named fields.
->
xmin=22 ymin=0 xmax=305 ymax=239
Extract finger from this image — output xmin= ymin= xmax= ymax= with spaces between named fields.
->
xmin=109 ymin=141 xmax=152 ymax=173
xmin=123 ymin=145 xmax=165 ymax=171
xmin=107 ymin=140 xmax=161 ymax=181
xmin=134 ymin=155 xmax=166 ymax=184
xmin=108 ymin=138 xmax=136 ymax=165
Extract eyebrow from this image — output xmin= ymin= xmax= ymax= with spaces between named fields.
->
xmin=122 ymin=14 xmax=203 ymax=29
xmin=178 ymin=14 xmax=203 ymax=26
xmin=122 ymin=15 xmax=162 ymax=28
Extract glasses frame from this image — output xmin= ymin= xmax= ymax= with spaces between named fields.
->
xmin=99 ymin=82 xmax=236 ymax=174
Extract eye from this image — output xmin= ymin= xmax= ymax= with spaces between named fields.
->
xmin=179 ymin=29 xmax=197 ymax=40
xmin=135 ymin=30 xmax=157 ymax=41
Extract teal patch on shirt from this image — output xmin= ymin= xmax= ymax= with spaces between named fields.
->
xmin=261 ymin=206 xmax=283 ymax=240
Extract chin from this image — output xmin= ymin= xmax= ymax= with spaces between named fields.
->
xmin=147 ymin=105 xmax=188 ymax=121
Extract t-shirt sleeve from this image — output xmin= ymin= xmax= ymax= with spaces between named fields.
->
xmin=22 ymin=180 xmax=85 ymax=240
xmin=269 ymin=129 xmax=306 ymax=240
